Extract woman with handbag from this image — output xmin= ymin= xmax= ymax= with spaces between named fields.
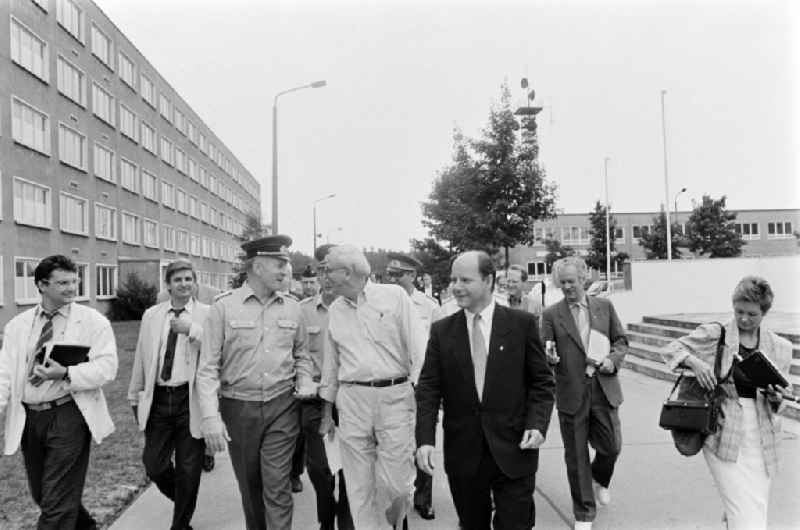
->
xmin=661 ymin=276 xmax=792 ymax=530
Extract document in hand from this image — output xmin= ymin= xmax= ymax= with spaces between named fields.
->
xmin=587 ymin=329 xmax=610 ymax=366
xmin=323 ymin=428 xmax=342 ymax=474
xmin=47 ymin=343 xmax=90 ymax=366
xmin=738 ymin=351 xmax=788 ymax=388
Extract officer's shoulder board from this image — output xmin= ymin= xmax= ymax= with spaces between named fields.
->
xmin=213 ymin=290 xmax=234 ymax=302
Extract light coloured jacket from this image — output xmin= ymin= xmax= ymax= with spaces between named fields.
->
xmin=127 ymin=300 xmax=208 ymax=439
xmin=661 ymin=319 xmax=792 ymax=476
xmin=0 ymin=303 xmax=118 ymax=455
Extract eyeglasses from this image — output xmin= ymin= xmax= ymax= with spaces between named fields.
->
xmin=42 ymin=279 xmax=78 ymax=287
xmin=321 ymin=266 xmax=347 ymax=277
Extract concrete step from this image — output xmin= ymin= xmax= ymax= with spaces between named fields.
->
xmin=627 ymin=322 xmax=689 ymax=339
xmin=642 ymin=316 xmax=698 ymax=331
xmin=621 ymin=356 xmax=677 ymax=383
xmin=627 ymin=342 xmax=666 ymax=364
xmin=626 ymin=331 xmax=672 ymax=348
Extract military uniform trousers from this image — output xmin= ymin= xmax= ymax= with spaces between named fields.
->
xmin=220 ymin=390 xmax=299 ymax=530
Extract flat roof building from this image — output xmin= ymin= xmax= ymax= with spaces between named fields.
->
xmin=0 ymin=0 xmax=260 ymax=323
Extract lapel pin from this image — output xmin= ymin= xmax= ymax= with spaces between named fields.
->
xmin=499 ymin=345 xmax=504 ymax=351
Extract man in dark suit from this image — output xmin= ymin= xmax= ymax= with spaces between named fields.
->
xmin=415 ymin=250 xmax=555 ymax=530
xmin=540 ymin=257 xmax=627 ymax=530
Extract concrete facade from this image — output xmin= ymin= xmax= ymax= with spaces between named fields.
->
xmin=0 ymin=0 xmax=260 ymax=324
xmin=509 ymin=208 xmax=800 ymax=280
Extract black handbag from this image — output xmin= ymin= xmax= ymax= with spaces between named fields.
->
xmin=658 ymin=323 xmax=728 ymax=456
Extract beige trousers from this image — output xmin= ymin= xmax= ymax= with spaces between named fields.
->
xmin=336 ymin=382 xmax=416 ymax=529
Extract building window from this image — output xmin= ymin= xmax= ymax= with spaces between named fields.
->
xmin=209 ymin=206 xmax=218 ymax=226
xmin=733 ymin=222 xmax=759 ymax=241
xmin=176 ymin=189 xmax=187 ymax=214
xmin=161 ymin=181 xmax=175 ymax=208
xmin=11 ymin=96 xmax=50 ymax=154
xmin=162 ymin=225 xmax=175 ymax=251
xmin=527 ymin=261 xmax=547 ymax=278
xmin=96 ymin=264 xmax=117 ymax=298
xmin=140 ymin=73 xmax=156 ymax=108
xmin=59 ymin=192 xmax=89 ymax=235
xmin=199 ymin=166 xmax=209 ymax=189
xmin=70 ymin=262 xmax=89 ymax=301
xmin=142 ymin=169 xmax=157 ymax=201
xmin=160 ymin=136 xmax=173 ymax=165
xmin=90 ymin=24 xmax=113 ymax=70
xmin=632 ymin=225 xmax=652 ymax=239
xmin=561 ymin=226 xmax=589 ymax=244
xmin=188 ymin=157 xmax=198 ymax=182
xmin=119 ymin=104 xmax=137 ymax=142
xmin=159 ymin=93 xmax=172 ymax=122
xmin=198 ymin=132 xmax=207 ymax=154
xmin=10 ymin=16 xmax=49 ymax=83
xmin=121 ymin=211 xmax=139 ymax=244
xmin=614 ymin=227 xmax=625 ymax=241
xmin=57 ymin=0 xmax=85 ymax=43
xmin=118 ymin=51 xmax=136 ymax=89
xmin=200 ymin=202 xmax=209 ymax=224
xmin=120 ymin=158 xmax=138 ymax=193
xmin=174 ymin=107 xmax=186 ymax=135
xmin=189 ymin=233 xmax=200 ymax=256
xmin=532 ymin=227 xmax=546 ymax=245
xmin=15 ymin=257 xmax=40 ymax=304
xmin=189 ymin=196 xmax=199 ymax=218
xmin=58 ymin=123 xmax=87 ymax=170
xmin=92 ymin=82 xmax=115 ymax=126
xmin=209 ymin=174 xmax=218 ymax=196
xmin=201 ymin=237 xmax=210 ymax=258
xmin=94 ymin=202 xmax=116 ymax=241
xmin=187 ymin=120 xmax=197 ymax=144
xmin=56 ymin=55 xmax=86 ymax=106
xmin=174 ymin=147 xmax=187 ymax=174
xmin=767 ymin=221 xmax=793 ymax=239
xmin=143 ymin=218 xmax=158 ymax=248
xmin=176 ymin=229 xmax=189 ymax=254
xmin=93 ymin=142 xmax=115 ymax=182
xmin=141 ymin=121 xmax=156 ymax=154
xmin=13 ymin=177 xmax=51 ymax=228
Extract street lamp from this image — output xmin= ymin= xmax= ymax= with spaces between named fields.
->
xmin=660 ymin=89 xmax=673 ymax=262
xmin=673 ymin=187 xmax=687 ymax=217
xmin=272 ymin=80 xmax=327 ymax=234
xmin=312 ymin=193 xmax=336 ymax=257
xmin=604 ymin=157 xmax=612 ymax=290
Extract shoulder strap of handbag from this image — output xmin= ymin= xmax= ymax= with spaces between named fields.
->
xmin=666 ymin=321 xmax=727 ymax=399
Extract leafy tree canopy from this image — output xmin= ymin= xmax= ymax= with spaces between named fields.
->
xmin=686 ymin=195 xmax=744 ymax=257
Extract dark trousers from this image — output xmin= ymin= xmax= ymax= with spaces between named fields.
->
xmin=301 ymin=400 xmax=354 ymax=530
xmin=292 ymin=430 xmax=305 ymax=479
xmin=21 ymin=399 xmax=97 ymax=530
xmin=143 ymin=384 xmax=205 ymax=530
xmin=413 ymin=468 xmax=433 ymax=509
xmin=220 ymin=391 xmax=299 ymax=530
xmin=447 ymin=438 xmax=535 ymax=530
xmin=557 ymin=376 xmax=622 ymax=522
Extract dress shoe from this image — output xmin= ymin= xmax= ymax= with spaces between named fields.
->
xmin=413 ymin=504 xmax=435 ymax=520
xmin=291 ymin=476 xmax=303 ymax=493
xmin=202 ymin=455 xmax=215 ymax=472
xmin=593 ymin=480 xmax=611 ymax=506
xmin=574 ymin=522 xmax=592 ymax=530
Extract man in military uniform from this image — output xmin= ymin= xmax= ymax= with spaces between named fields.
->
xmin=301 ymin=265 xmax=320 ymax=300
xmin=385 ymin=253 xmax=443 ymax=520
xmin=195 ymin=235 xmax=316 ymax=530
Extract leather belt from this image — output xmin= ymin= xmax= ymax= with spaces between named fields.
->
xmin=23 ymin=394 xmax=73 ymax=412
xmin=155 ymin=383 xmax=189 ymax=392
xmin=341 ymin=376 xmax=408 ymax=388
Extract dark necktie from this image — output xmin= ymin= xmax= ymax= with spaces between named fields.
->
xmin=29 ymin=311 xmax=55 ymax=376
xmin=160 ymin=307 xmax=185 ymax=382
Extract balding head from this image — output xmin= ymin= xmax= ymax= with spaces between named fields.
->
xmin=325 ymin=244 xmax=371 ymax=301
xmin=450 ymin=251 xmax=495 ymax=313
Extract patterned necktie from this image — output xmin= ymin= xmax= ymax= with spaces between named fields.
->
xmin=472 ymin=313 xmax=488 ymax=401
xmin=29 ymin=311 xmax=55 ymax=376
xmin=571 ymin=303 xmax=596 ymax=376
xmin=160 ymin=307 xmax=185 ymax=382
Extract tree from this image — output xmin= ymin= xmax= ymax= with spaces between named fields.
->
xmin=543 ymin=238 xmax=574 ymax=269
xmin=685 ymin=195 xmax=745 ymax=257
xmin=230 ymin=211 xmax=270 ymax=288
xmin=410 ymin=237 xmax=455 ymax=294
xmin=638 ymin=209 xmax=683 ymax=259
xmin=108 ymin=272 xmax=157 ymax=321
xmin=586 ymin=201 xmax=630 ymax=273
xmin=421 ymin=84 xmax=558 ymax=264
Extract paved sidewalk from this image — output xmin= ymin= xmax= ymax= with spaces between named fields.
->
xmin=111 ymin=371 xmax=800 ymax=529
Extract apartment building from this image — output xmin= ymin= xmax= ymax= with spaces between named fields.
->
xmin=0 ymin=0 xmax=260 ymax=323
xmin=510 ymin=208 xmax=800 ymax=279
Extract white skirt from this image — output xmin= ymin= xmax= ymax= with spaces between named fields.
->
xmin=703 ymin=398 xmax=770 ymax=530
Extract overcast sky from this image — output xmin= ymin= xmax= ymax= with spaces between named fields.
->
xmin=98 ymin=0 xmax=799 ymax=255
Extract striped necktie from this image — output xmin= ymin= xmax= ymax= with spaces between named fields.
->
xmin=29 ymin=310 xmax=55 ymax=376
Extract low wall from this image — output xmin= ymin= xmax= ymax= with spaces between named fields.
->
xmin=611 ymin=255 xmax=800 ymax=325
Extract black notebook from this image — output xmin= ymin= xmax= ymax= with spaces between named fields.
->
xmin=48 ymin=343 xmax=90 ymax=367
xmin=737 ymin=351 xmax=788 ymax=389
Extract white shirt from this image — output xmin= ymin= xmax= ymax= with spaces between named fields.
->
xmin=157 ymin=298 xmax=195 ymax=386
xmin=464 ymin=300 xmax=495 ymax=355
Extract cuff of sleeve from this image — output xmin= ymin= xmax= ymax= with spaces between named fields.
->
xmin=664 ymin=349 xmax=690 ymax=372
xmin=201 ymin=416 xmax=223 ymax=437
xmin=318 ymin=384 xmax=337 ymax=403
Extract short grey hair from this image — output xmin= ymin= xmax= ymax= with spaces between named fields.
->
xmin=328 ymin=244 xmax=371 ymax=277
xmin=552 ymin=256 xmax=589 ymax=284
xmin=732 ymin=275 xmax=774 ymax=314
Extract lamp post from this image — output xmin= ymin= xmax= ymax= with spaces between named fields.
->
xmin=312 ymin=193 xmax=336 ymax=257
xmin=660 ymin=89 xmax=673 ymax=262
xmin=604 ymin=157 xmax=612 ymax=289
xmin=674 ymin=187 xmax=687 ymax=217
xmin=272 ymin=80 xmax=327 ymax=234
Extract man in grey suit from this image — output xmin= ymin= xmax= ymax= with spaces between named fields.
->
xmin=540 ymin=257 xmax=627 ymax=530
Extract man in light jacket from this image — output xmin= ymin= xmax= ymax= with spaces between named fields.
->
xmin=128 ymin=259 xmax=209 ymax=530
xmin=0 ymin=255 xmax=118 ymax=529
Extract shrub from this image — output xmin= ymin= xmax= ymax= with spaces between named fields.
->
xmin=108 ymin=272 xmax=157 ymax=321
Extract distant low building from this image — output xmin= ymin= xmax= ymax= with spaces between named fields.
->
xmin=510 ymin=208 xmax=800 ymax=280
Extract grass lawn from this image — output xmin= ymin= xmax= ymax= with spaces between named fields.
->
xmin=0 ymin=321 xmax=147 ymax=529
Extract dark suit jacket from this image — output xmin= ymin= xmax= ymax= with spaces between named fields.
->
xmin=540 ymin=296 xmax=628 ymax=415
xmin=415 ymin=304 xmax=555 ymax=479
